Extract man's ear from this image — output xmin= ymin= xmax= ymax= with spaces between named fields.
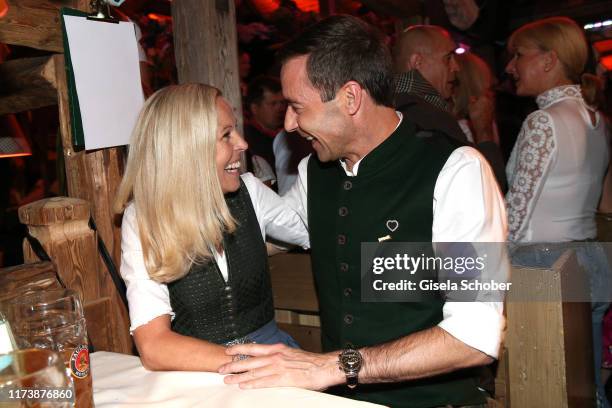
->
xmin=407 ymin=53 xmax=422 ymax=70
xmin=341 ymin=81 xmax=363 ymax=116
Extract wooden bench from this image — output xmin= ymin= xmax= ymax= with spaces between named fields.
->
xmin=269 ymin=252 xmax=321 ymax=352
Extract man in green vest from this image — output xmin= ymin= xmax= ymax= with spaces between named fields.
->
xmin=220 ymin=15 xmax=508 ymax=408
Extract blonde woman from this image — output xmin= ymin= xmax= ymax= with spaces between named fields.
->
xmin=114 ymin=83 xmax=309 ymax=372
xmin=452 ymin=52 xmax=500 ymax=146
xmin=505 ymin=17 xmax=610 ymax=407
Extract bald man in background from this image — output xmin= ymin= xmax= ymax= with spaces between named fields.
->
xmin=393 ymin=25 xmax=507 ymax=192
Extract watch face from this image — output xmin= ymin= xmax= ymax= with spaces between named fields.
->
xmin=340 ymin=349 xmax=363 ymax=372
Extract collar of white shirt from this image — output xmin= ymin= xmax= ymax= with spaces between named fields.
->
xmin=339 ymin=111 xmax=403 ymax=177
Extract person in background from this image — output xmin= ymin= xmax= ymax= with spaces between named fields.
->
xmin=393 ymin=25 xmax=507 ymax=192
xmin=113 ymin=83 xmax=308 ymax=372
xmin=453 ymin=52 xmax=500 ymax=146
xmin=244 ymin=76 xmax=286 ymax=170
xmin=505 ymin=17 xmax=611 ymax=408
xmin=272 ymin=130 xmax=313 ymax=195
xmin=238 ymin=50 xmax=251 ymax=99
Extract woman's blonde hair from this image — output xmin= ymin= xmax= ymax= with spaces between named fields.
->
xmin=453 ymin=53 xmax=495 ymax=119
xmin=508 ymin=16 xmax=602 ymax=107
xmin=113 ymin=83 xmax=236 ymax=283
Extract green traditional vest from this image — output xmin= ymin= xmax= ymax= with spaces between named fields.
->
xmin=308 ymin=118 xmax=484 ymax=408
xmin=168 ymin=181 xmax=274 ymax=344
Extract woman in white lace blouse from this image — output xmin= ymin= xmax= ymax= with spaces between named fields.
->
xmin=505 ymin=17 xmax=610 ymax=407
xmin=505 ymin=17 xmax=608 ymax=242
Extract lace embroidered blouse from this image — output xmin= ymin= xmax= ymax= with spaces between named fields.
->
xmin=506 ymin=85 xmax=609 ymax=242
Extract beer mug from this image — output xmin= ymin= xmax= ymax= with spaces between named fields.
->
xmin=7 ymin=290 xmax=93 ymax=408
xmin=0 ymin=348 xmax=74 ymax=407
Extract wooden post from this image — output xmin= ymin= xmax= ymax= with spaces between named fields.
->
xmin=504 ymin=250 xmax=595 ymax=407
xmin=18 ymin=197 xmax=123 ymax=353
xmin=53 ymin=55 xmax=132 ymax=354
xmin=172 ymin=0 xmax=243 ymax=133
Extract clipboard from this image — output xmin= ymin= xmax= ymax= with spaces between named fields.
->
xmin=60 ymin=8 xmax=87 ymax=148
xmin=60 ymin=7 xmax=144 ymax=150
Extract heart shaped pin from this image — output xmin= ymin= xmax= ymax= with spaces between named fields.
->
xmin=386 ymin=220 xmax=399 ymax=232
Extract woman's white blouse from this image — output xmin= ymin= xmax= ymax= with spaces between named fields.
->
xmin=506 ymin=85 xmax=609 ymax=242
xmin=119 ymin=173 xmax=309 ymax=332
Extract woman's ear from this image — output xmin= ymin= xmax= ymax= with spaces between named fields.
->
xmin=341 ymin=81 xmax=363 ymax=116
xmin=543 ymin=50 xmax=559 ymax=72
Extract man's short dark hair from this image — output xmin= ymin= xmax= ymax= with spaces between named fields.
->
xmin=278 ymin=15 xmax=394 ymax=107
xmin=245 ymin=76 xmax=282 ymax=108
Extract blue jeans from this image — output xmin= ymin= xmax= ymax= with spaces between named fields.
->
xmin=511 ymin=242 xmax=611 ymax=408
xmin=245 ymin=320 xmax=300 ymax=348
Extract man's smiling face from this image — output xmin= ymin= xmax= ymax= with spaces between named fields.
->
xmin=281 ymin=55 xmax=348 ymax=163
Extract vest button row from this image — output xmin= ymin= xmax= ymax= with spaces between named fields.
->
xmin=343 ymin=180 xmax=353 ymax=190
xmin=338 ymin=207 xmax=348 ymax=217
xmin=339 ymin=262 xmax=349 ymax=272
xmin=343 ymin=288 xmax=352 ymax=297
xmin=344 ymin=314 xmax=353 ymax=324
xmin=337 ymin=234 xmax=346 ymax=245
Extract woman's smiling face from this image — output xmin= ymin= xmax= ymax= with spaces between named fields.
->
xmin=215 ymin=97 xmax=247 ymax=194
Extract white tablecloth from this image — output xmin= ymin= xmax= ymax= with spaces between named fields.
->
xmin=91 ymin=351 xmax=385 ymax=407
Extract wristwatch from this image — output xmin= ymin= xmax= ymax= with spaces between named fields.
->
xmin=338 ymin=348 xmax=363 ymax=389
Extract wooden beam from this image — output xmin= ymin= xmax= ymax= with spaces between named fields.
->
xmin=0 ymin=56 xmax=57 ymax=114
xmin=172 ymin=0 xmax=243 ymax=134
xmin=0 ymin=0 xmax=89 ymax=52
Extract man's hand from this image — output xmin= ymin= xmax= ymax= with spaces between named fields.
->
xmin=218 ymin=343 xmax=344 ymax=390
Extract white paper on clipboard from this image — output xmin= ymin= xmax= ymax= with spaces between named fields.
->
xmin=63 ymin=16 xmax=144 ymax=150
